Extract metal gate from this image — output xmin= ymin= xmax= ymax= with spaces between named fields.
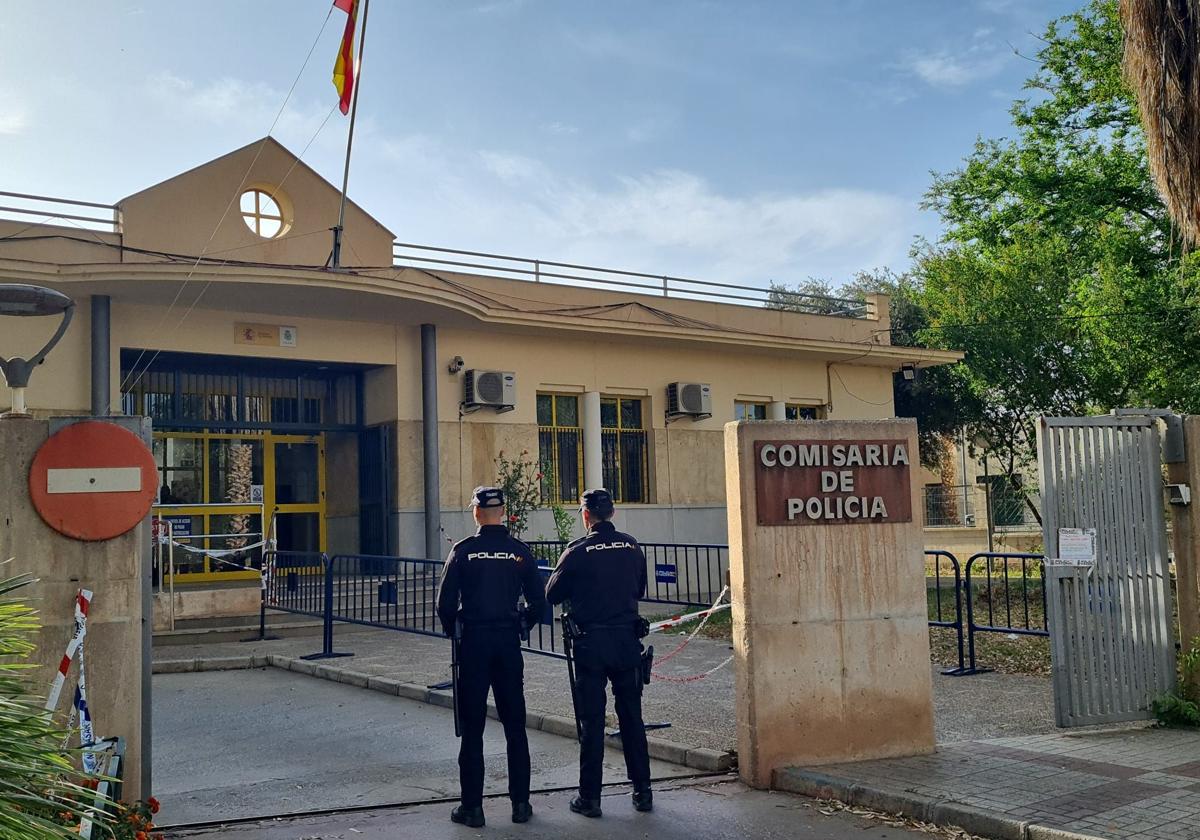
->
xmin=1038 ymin=416 xmax=1176 ymax=727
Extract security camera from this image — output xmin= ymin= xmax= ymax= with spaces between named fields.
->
xmin=448 ymin=355 xmax=464 ymax=375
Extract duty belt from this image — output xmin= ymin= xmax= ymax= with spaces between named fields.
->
xmin=579 ymin=622 xmax=637 ymax=633
xmin=460 ymin=618 xmax=520 ymax=630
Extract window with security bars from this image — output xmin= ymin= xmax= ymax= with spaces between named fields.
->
xmin=601 ymin=397 xmax=649 ymax=503
xmin=119 ymin=351 xmax=359 ymax=431
xmin=734 ymin=401 xmax=768 ymax=420
xmin=537 ymin=393 xmax=583 ymax=504
xmin=786 ymin=403 xmax=823 ymax=420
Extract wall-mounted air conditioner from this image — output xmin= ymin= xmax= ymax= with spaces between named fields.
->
xmin=666 ymin=382 xmax=712 ymax=421
xmin=464 ymin=370 xmax=516 ymax=413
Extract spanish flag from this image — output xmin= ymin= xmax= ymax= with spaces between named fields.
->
xmin=332 ymin=0 xmax=359 ymax=115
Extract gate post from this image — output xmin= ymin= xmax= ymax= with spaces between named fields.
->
xmin=1169 ymin=417 xmax=1200 ymax=679
xmin=726 ymin=419 xmax=934 ymax=788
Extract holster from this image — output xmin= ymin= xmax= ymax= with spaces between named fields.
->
xmin=561 ymin=613 xmax=583 ymax=641
xmin=518 ymin=605 xmax=534 ymax=643
xmin=640 ymin=644 xmax=654 ymax=685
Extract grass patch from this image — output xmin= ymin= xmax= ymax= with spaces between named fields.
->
xmin=647 ymin=579 xmax=1055 ymax=677
xmin=928 ymin=579 xmax=1052 ymax=676
xmin=648 ymin=607 xmax=733 ymax=641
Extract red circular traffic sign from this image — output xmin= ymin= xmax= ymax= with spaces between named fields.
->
xmin=29 ymin=421 xmax=158 ymax=542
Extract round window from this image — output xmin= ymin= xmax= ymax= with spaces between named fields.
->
xmin=239 ymin=189 xmax=285 ymax=238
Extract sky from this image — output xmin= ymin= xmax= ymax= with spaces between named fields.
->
xmin=0 ymin=0 xmax=1082 ymax=290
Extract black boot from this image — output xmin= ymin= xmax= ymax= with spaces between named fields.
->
xmin=450 ymin=805 xmax=485 ymax=827
xmin=569 ymin=796 xmax=603 ymax=818
xmin=512 ymin=801 xmax=533 ymax=823
xmin=632 ymin=787 xmax=653 ymax=812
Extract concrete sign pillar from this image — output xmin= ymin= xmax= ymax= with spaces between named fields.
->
xmin=0 ymin=417 xmax=150 ymax=799
xmin=725 ymin=418 xmax=934 ymax=788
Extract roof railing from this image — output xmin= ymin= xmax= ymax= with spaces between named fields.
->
xmin=393 ymin=240 xmax=872 ymax=318
xmin=0 ymin=190 xmax=120 ymax=233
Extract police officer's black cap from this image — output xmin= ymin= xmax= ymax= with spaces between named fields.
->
xmin=470 ymin=486 xmax=505 ymax=508
xmin=581 ymin=488 xmax=614 ymax=515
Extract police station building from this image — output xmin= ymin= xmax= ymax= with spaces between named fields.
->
xmin=0 ymin=138 xmax=959 ymax=616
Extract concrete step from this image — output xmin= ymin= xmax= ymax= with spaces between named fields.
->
xmin=153 ymin=617 xmax=378 ymax=646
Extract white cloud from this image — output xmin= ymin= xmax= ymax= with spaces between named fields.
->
xmin=380 ymin=138 xmax=912 ymax=286
xmin=0 ymin=89 xmax=29 ymax=135
xmin=542 ymin=121 xmax=579 ymax=136
xmin=902 ymin=47 xmax=1006 ymax=89
xmin=474 ymin=0 xmax=531 ymax=13
xmin=145 ymin=72 xmax=334 ymax=141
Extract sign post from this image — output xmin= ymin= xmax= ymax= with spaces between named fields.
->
xmin=726 ymin=419 xmax=935 ymax=787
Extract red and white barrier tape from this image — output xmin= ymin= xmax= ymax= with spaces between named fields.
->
xmin=44 ymin=589 xmax=91 ymax=713
xmin=647 ymin=586 xmax=733 ymax=682
xmin=44 ymin=589 xmax=101 ymax=772
xmin=648 ymin=588 xmax=729 ymax=633
xmin=651 ymin=653 xmax=734 ymax=683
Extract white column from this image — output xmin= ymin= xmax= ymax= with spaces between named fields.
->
xmin=582 ymin=391 xmax=603 ymax=491
xmin=767 ymin=401 xmax=787 ymax=421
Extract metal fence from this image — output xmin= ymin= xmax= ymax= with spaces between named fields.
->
xmin=393 ymin=241 xmax=873 ymax=315
xmin=263 ymin=543 xmax=727 ymax=660
xmin=923 ymin=485 xmax=976 ymax=528
xmin=525 ymin=541 xmax=728 ymax=607
xmin=927 ymin=550 xmax=1050 ymax=675
xmin=0 ymin=189 xmax=120 ymax=232
xmin=263 ymin=546 xmax=1047 ymax=675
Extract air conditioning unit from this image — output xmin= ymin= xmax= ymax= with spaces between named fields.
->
xmin=464 ymin=369 xmax=516 ymax=413
xmin=666 ymin=382 xmax=712 ymax=421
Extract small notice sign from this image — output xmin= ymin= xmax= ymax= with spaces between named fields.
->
xmin=655 ymin=563 xmax=678 ymax=584
xmin=1057 ymin=528 xmax=1097 ymax=564
xmin=235 ymin=323 xmax=298 ymax=348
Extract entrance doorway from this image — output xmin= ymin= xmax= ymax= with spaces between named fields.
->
xmin=151 ymin=431 xmax=326 ymax=582
xmin=121 ymin=349 xmax=367 ymax=585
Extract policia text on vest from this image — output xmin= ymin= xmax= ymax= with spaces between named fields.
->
xmin=436 ymin=486 xmax=545 ymax=828
xmin=546 ymin=488 xmax=655 ymax=818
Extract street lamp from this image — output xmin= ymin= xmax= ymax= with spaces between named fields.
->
xmin=0 ymin=284 xmax=75 ymax=419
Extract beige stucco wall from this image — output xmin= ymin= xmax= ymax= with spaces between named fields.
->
xmin=3 ymin=296 xmax=900 ymax=516
xmin=120 ymin=138 xmax=394 ymax=268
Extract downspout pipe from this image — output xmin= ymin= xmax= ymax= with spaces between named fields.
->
xmin=421 ymin=324 xmax=441 ymax=559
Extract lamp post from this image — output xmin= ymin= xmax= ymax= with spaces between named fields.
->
xmin=0 ymin=284 xmax=75 ymax=419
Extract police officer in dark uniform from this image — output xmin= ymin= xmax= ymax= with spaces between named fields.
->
xmin=546 ymin=488 xmax=653 ymax=818
xmin=436 ymin=486 xmax=547 ymax=828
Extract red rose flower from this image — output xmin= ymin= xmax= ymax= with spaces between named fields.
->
xmin=148 ymin=797 xmax=161 ymax=815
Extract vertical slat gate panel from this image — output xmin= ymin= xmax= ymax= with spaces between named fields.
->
xmin=1038 ymin=415 xmax=1177 ymax=726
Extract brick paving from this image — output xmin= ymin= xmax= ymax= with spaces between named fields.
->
xmin=810 ymin=728 xmax=1200 ymax=839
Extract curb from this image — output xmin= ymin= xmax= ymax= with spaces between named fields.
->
xmin=774 ymin=768 xmax=1108 ymax=840
xmin=156 ymin=654 xmax=734 ymax=775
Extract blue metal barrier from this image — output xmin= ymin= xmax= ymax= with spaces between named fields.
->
xmin=926 ymin=550 xmax=967 ymax=675
xmin=961 ymin=551 xmax=1049 ymax=674
xmin=526 ymin=541 xmax=728 ymax=607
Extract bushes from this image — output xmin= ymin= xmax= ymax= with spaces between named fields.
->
xmin=1152 ymin=638 xmax=1200 ymax=728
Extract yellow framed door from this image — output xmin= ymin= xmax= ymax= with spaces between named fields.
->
xmin=152 ymin=431 xmax=267 ymax=583
xmin=266 ymin=433 xmax=327 ymax=555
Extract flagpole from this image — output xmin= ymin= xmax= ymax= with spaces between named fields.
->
xmin=332 ymin=0 xmax=370 ymax=269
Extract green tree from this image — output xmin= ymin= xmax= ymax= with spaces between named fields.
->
xmin=769 ymin=268 xmax=976 ymax=470
xmin=914 ymin=0 xmax=1200 ymax=507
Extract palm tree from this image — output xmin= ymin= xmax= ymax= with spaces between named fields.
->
xmin=1122 ymin=0 xmax=1200 ymax=243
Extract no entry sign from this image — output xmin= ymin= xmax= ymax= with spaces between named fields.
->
xmin=29 ymin=421 xmax=158 ymax=541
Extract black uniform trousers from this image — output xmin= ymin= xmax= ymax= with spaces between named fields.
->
xmin=573 ymin=629 xmax=651 ymax=800
xmin=457 ymin=626 xmax=530 ymax=808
